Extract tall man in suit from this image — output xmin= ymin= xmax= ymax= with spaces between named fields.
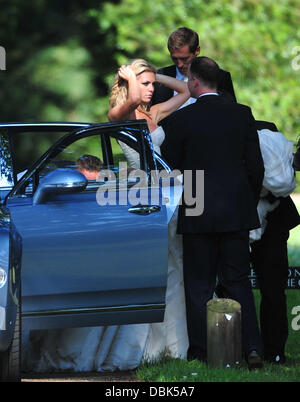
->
xmin=151 ymin=27 xmax=236 ymax=107
xmin=163 ymin=56 xmax=265 ymax=369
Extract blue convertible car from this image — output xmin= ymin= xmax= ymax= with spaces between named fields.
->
xmin=0 ymin=120 xmax=177 ymax=381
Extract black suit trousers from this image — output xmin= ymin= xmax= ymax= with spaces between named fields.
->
xmin=251 ymin=225 xmax=289 ymax=358
xmin=183 ymin=230 xmax=263 ymax=360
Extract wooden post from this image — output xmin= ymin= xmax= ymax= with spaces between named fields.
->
xmin=207 ymin=298 xmax=242 ymax=368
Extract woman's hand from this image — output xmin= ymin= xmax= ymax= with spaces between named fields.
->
xmin=108 ymin=65 xmax=141 ymax=122
xmin=118 ymin=65 xmax=136 ymax=82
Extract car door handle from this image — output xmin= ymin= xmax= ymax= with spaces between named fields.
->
xmin=128 ymin=205 xmax=161 ymax=215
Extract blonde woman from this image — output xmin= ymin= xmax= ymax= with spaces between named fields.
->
xmin=106 ymin=60 xmax=189 ymax=364
xmin=108 ymin=59 xmax=190 ymax=167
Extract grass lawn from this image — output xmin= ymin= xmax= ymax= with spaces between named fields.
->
xmin=137 ymin=289 xmax=300 ymax=382
xmin=136 ymin=197 xmax=300 ymax=382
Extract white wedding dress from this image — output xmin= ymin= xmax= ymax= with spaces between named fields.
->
xmin=22 ymin=126 xmax=188 ymax=373
xmin=117 ymin=126 xmax=165 ymax=169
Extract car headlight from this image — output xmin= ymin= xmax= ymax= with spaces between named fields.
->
xmin=0 ymin=268 xmax=7 ymax=288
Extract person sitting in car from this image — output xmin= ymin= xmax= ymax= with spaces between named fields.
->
xmin=76 ymin=154 xmax=102 ymax=180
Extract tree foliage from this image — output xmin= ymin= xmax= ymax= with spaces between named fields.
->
xmin=92 ymin=0 xmax=300 ymax=139
xmin=0 ymin=0 xmax=119 ymax=122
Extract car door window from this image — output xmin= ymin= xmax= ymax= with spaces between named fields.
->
xmin=7 ymin=124 xmax=153 ymax=204
xmin=10 ymin=131 xmax=66 ymax=179
xmin=38 ymin=135 xmax=103 ymax=180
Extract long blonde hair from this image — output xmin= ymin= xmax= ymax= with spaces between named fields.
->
xmin=109 ymin=59 xmax=156 ymax=115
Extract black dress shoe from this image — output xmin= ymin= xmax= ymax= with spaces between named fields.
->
xmin=247 ymin=350 xmax=263 ymax=370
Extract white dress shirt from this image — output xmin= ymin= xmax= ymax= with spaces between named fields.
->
xmin=174 ymin=68 xmax=196 ymax=109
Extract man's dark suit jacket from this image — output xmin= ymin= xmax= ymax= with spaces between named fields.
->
xmin=255 ymin=120 xmax=300 ymax=232
xmin=152 ymin=64 xmax=237 ymax=105
xmin=162 ymin=95 xmax=264 ymax=234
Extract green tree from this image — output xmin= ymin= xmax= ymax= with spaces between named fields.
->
xmin=0 ymin=0 xmax=119 ymax=122
xmin=92 ymin=0 xmax=300 ymax=141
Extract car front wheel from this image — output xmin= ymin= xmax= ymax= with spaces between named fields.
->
xmin=0 ymin=301 xmax=21 ymax=382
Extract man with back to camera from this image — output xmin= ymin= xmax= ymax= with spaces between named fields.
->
xmin=162 ymin=56 xmax=265 ymax=369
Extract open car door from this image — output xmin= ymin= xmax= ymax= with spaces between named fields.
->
xmin=4 ymin=121 xmax=169 ymax=330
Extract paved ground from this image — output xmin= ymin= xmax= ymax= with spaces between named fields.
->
xmin=22 ymin=370 xmax=140 ymax=382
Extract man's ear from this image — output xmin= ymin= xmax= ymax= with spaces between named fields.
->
xmin=194 ymin=46 xmax=200 ymax=56
xmin=194 ymin=77 xmax=201 ymax=91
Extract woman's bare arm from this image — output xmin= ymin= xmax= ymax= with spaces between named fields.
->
xmin=151 ymin=74 xmax=190 ymax=123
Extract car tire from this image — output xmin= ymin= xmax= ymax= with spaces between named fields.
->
xmin=0 ymin=299 xmax=21 ymax=382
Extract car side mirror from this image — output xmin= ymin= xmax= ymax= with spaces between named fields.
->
xmin=33 ymin=168 xmax=88 ymax=205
